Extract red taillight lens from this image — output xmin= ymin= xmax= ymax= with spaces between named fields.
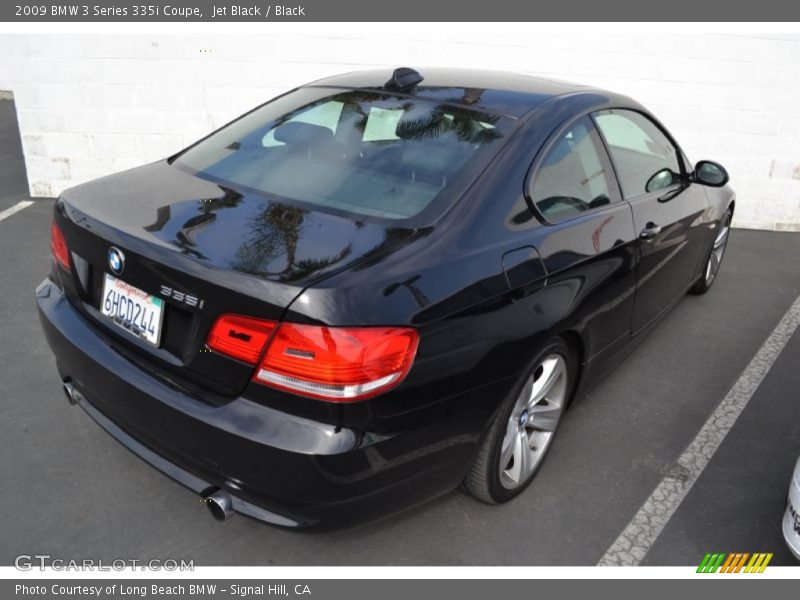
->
xmin=257 ymin=324 xmax=419 ymax=402
xmin=206 ymin=314 xmax=419 ymax=401
xmin=207 ymin=314 xmax=277 ymax=364
xmin=50 ymin=221 xmax=70 ymax=271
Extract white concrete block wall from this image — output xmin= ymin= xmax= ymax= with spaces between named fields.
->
xmin=0 ymin=31 xmax=799 ymax=230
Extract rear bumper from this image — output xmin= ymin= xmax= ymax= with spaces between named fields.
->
xmin=36 ymin=278 xmax=486 ymax=528
xmin=68 ymin=383 xmax=298 ymax=526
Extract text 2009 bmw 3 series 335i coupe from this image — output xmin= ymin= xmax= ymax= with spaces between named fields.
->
xmin=37 ymin=68 xmax=735 ymax=528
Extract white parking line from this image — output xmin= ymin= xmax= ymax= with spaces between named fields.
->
xmin=0 ymin=200 xmax=34 ymax=222
xmin=599 ymin=293 xmax=800 ymax=566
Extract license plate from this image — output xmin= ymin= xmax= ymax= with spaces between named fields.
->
xmin=101 ymin=273 xmax=164 ymax=346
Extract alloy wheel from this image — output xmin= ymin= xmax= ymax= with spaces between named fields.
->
xmin=499 ymin=354 xmax=567 ymax=490
xmin=705 ymin=214 xmax=731 ymax=285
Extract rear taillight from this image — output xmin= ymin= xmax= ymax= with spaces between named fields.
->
xmin=50 ymin=221 xmax=70 ymax=271
xmin=206 ymin=314 xmax=418 ymax=402
xmin=207 ymin=314 xmax=277 ymax=364
xmin=255 ymin=324 xmax=419 ymax=401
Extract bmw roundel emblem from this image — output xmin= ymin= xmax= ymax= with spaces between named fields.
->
xmin=107 ymin=246 xmax=125 ymax=275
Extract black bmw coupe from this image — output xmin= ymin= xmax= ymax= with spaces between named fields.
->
xmin=37 ymin=67 xmax=734 ymax=527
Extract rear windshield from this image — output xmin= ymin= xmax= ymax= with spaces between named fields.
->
xmin=174 ymin=87 xmax=513 ymax=221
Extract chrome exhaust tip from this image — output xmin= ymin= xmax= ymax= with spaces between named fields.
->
xmin=203 ymin=489 xmax=234 ymax=521
xmin=63 ymin=380 xmax=78 ymax=406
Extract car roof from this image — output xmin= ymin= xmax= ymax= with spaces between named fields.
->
xmin=307 ymin=68 xmax=602 ymax=120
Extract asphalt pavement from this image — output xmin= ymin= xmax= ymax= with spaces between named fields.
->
xmin=1 ymin=97 xmax=799 ymax=566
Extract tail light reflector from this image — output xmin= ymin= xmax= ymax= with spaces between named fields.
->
xmin=50 ymin=221 xmax=71 ymax=271
xmin=207 ymin=314 xmax=277 ymax=364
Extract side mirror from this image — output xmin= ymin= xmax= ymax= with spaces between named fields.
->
xmin=693 ymin=160 xmax=729 ymax=187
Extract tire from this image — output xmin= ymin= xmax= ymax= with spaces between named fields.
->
xmin=462 ymin=337 xmax=577 ymax=504
xmin=690 ymin=209 xmax=732 ymax=295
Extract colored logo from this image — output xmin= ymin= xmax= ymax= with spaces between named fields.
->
xmin=108 ymin=247 xmax=125 ymax=276
xmin=697 ymin=552 xmax=773 ymax=573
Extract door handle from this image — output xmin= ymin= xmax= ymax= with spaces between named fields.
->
xmin=639 ymin=223 xmax=662 ymax=240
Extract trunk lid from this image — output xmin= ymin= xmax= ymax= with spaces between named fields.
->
xmin=57 ymin=160 xmax=414 ymax=400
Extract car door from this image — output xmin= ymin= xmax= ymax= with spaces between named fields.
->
xmin=524 ymin=115 xmax=638 ymax=361
xmin=593 ymin=109 xmax=710 ymax=333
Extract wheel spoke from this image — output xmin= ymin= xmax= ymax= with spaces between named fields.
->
xmin=713 ymin=225 xmax=730 ymax=249
xmin=712 ymin=242 xmax=726 ymax=263
xmin=706 ymin=250 xmax=719 ymax=282
xmin=519 ymin=374 xmax=534 ymax=407
xmin=499 ymin=420 xmax=517 ymax=468
xmin=508 ymin=429 xmax=529 ymax=484
xmin=530 ymin=357 xmax=564 ymax=405
xmin=528 ymin=402 xmax=561 ymax=432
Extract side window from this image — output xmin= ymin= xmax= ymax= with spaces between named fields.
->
xmin=531 ymin=117 xmax=614 ymax=222
xmin=593 ymin=109 xmax=682 ymax=198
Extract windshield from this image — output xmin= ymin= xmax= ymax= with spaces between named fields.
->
xmin=174 ymin=87 xmax=513 ymax=221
